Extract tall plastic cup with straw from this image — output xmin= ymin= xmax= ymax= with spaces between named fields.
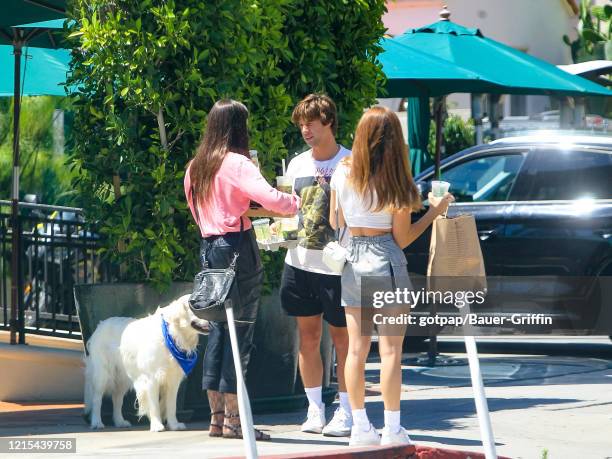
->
xmin=276 ymin=158 xmax=292 ymax=194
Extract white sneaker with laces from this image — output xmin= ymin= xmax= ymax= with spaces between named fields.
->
xmin=348 ymin=423 xmax=381 ymax=446
xmin=380 ymin=425 xmax=413 ymax=446
xmin=322 ymin=407 xmax=352 ymax=437
xmin=301 ymin=403 xmax=326 ymax=434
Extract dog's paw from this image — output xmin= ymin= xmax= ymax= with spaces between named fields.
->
xmin=115 ymin=419 xmax=132 ymax=428
xmin=90 ymin=420 xmax=105 ymax=430
xmin=168 ymin=422 xmax=186 ymax=431
xmin=150 ymin=420 xmax=166 ymax=432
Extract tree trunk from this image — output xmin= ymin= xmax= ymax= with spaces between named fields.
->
xmin=157 ymin=107 xmax=168 ymax=151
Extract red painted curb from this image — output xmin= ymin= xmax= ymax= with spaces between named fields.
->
xmin=258 ymin=444 xmax=416 ymax=459
xmin=237 ymin=445 xmax=511 ymax=459
xmin=224 ymin=444 xmax=513 ymax=459
xmin=415 ymin=445 xmax=512 ymax=459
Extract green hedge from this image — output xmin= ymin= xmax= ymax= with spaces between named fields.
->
xmin=67 ymin=0 xmax=387 ymax=289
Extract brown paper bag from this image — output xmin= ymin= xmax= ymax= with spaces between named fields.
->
xmin=428 ymin=214 xmax=486 ymax=277
xmin=427 ymin=214 xmax=487 ymax=297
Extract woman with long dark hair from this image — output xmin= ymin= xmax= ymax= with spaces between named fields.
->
xmin=185 ymin=99 xmax=300 ymax=441
xmin=330 ymin=106 xmax=453 ymax=446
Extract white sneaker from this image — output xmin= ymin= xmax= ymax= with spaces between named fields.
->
xmin=301 ymin=403 xmax=326 ymax=434
xmin=348 ymin=423 xmax=381 ymax=446
xmin=380 ymin=426 xmax=413 ymax=446
xmin=322 ymin=407 xmax=352 ymax=437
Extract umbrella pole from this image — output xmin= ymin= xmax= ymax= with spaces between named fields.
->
xmin=434 ymin=97 xmax=444 ymax=179
xmin=10 ymin=42 xmax=24 ymax=345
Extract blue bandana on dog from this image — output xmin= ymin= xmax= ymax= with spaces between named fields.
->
xmin=161 ymin=315 xmax=197 ymax=376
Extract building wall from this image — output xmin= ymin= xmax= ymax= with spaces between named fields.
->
xmin=383 ymin=0 xmax=578 ymax=117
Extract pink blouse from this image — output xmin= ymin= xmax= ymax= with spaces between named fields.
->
xmin=185 ymin=152 xmax=300 ymax=237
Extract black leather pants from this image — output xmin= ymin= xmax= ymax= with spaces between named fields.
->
xmin=200 ymin=228 xmax=263 ymax=394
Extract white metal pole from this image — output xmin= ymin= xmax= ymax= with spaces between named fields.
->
xmin=225 ymin=305 xmax=258 ymax=459
xmin=464 ymin=334 xmax=497 ymax=459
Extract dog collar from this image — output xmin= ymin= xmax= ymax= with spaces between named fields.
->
xmin=161 ymin=315 xmax=198 ymax=376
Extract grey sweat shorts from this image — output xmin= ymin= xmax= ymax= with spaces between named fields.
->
xmin=341 ymin=233 xmax=412 ymax=307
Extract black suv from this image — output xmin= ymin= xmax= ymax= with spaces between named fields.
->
xmin=408 ymin=133 xmax=612 ymax=283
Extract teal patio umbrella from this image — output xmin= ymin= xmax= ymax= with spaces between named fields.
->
xmin=394 ymin=19 xmax=612 ymax=97
xmin=382 ymin=12 xmax=612 ymax=177
xmin=1 ymin=1 xmax=66 ymax=27
xmin=379 ymin=38 xmax=502 ymax=175
xmin=380 ymin=37 xmax=503 ymax=97
xmin=0 ymin=45 xmax=70 ymax=96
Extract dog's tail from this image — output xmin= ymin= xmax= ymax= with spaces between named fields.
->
xmin=83 ymin=323 xmax=110 ymax=416
xmin=83 ymin=342 xmax=94 ymax=415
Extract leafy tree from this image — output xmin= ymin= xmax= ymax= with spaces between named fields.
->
xmin=562 ymin=1 xmax=612 ymax=118
xmin=0 ymin=96 xmax=75 ymax=205
xmin=279 ymin=0 xmax=387 ymax=156
xmin=66 ymin=0 xmax=387 ymax=289
xmin=563 ymin=0 xmax=612 ymax=62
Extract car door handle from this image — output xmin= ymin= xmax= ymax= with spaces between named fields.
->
xmin=595 ymin=230 xmax=612 ymax=240
xmin=478 ymin=229 xmax=497 ymax=241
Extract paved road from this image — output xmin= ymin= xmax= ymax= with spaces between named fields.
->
xmin=1 ymin=337 xmax=610 ymax=458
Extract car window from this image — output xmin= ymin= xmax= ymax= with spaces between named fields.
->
xmin=431 ymin=154 xmax=525 ymax=202
xmin=526 ymin=150 xmax=612 ymax=201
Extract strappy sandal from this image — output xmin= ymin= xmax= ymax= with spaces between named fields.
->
xmin=209 ymin=410 xmax=224 ymax=437
xmin=223 ymin=412 xmax=271 ymax=441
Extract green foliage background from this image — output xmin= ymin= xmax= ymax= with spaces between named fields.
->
xmin=427 ymin=114 xmax=475 ymax=161
xmin=563 ymin=0 xmax=611 ymax=63
xmin=0 ymin=96 xmax=76 ymax=205
xmin=563 ymin=0 xmax=612 ymax=118
xmin=66 ymin=0 xmax=387 ymax=289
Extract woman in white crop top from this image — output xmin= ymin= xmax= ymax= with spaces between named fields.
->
xmin=329 ymin=106 xmax=453 ymax=446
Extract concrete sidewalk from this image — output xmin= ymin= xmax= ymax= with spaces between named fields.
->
xmin=1 ymin=338 xmax=611 ymax=458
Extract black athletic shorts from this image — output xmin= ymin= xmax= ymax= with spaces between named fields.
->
xmin=280 ymin=264 xmax=347 ymax=328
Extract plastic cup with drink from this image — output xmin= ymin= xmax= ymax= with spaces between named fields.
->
xmin=276 ymin=176 xmax=293 ymax=194
xmin=431 ymin=180 xmax=451 ymax=217
xmin=252 ymin=218 xmax=272 ymax=242
xmin=276 ymin=158 xmax=293 ymax=194
xmin=431 ymin=180 xmax=451 ymax=198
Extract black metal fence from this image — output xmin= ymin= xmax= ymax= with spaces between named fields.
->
xmin=0 ymin=200 xmax=115 ymax=341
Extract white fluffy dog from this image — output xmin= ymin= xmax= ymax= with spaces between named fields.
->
xmin=83 ymin=294 xmax=209 ymax=432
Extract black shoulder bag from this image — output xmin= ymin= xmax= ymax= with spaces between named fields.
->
xmin=188 ymin=187 xmax=243 ymax=323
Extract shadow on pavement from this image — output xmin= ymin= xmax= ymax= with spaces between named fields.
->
xmin=409 ymin=433 xmax=500 ymax=447
xmin=362 ymin=397 xmax=580 ymax=432
xmin=267 ymin=437 xmax=346 ymax=446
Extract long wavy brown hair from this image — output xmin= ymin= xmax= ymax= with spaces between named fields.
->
xmin=189 ymin=99 xmax=250 ymax=207
xmin=348 ymin=106 xmax=421 ymax=212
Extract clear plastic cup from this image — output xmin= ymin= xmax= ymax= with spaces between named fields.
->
xmin=276 ymin=216 xmax=299 ymax=240
xmin=431 ymin=180 xmax=451 ymax=198
xmin=252 ymin=218 xmax=271 ymax=242
xmin=276 ymin=176 xmax=293 ymax=194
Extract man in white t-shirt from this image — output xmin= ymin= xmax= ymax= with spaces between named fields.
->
xmin=281 ymin=94 xmax=352 ymax=437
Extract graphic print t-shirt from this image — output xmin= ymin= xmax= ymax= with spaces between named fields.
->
xmin=284 ymin=146 xmax=351 ymax=275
